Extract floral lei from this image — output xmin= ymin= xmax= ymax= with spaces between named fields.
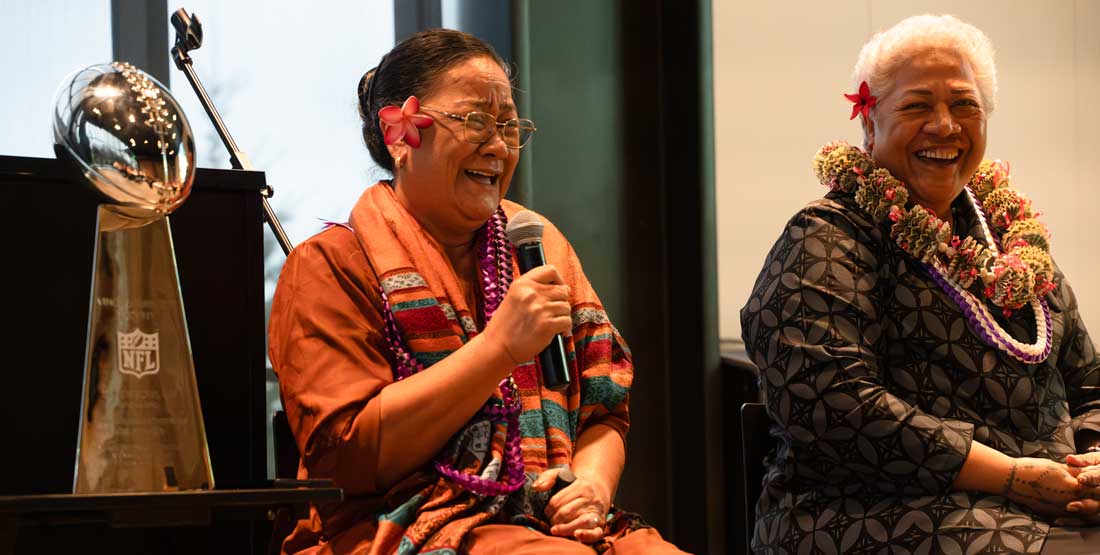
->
xmin=813 ymin=141 xmax=1055 ymax=363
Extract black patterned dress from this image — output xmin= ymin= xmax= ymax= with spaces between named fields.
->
xmin=740 ymin=190 xmax=1100 ymax=554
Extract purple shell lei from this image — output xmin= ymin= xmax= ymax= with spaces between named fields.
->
xmin=922 ymin=188 xmax=1053 ymax=364
xmin=379 ymin=208 xmax=527 ymax=496
xmin=926 ymin=265 xmax=1052 ymax=364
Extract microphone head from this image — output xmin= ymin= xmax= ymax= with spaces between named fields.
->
xmin=504 ymin=210 xmax=545 ymax=246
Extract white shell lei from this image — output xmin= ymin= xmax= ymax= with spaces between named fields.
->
xmin=925 ymin=188 xmax=1052 ymax=364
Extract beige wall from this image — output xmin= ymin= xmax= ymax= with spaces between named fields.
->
xmin=715 ymin=0 xmax=1100 ymax=341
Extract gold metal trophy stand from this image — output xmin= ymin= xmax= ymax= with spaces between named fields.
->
xmin=53 ymin=62 xmax=213 ymax=493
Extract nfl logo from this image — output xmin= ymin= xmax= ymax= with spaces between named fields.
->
xmin=117 ymin=329 xmax=160 ymax=378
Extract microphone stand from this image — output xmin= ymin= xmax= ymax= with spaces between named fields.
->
xmin=169 ymin=7 xmax=293 ymax=255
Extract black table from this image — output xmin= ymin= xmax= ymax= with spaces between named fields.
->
xmin=0 ymin=482 xmax=341 ymax=554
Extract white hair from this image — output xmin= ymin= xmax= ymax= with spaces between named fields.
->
xmin=853 ymin=14 xmax=998 ymax=114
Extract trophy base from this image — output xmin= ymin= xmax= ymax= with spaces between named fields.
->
xmin=74 ymin=205 xmax=214 ymax=493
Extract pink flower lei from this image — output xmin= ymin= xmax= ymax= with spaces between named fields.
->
xmin=813 ymin=141 xmax=1055 ymax=363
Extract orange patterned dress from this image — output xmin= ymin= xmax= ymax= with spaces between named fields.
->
xmin=269 ymin=183 xmax=684 ymax=554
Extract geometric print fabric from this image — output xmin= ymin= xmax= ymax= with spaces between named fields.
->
xmin=741 ymin=191 xmax=1100 ymax=554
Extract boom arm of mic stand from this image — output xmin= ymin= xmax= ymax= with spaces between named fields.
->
xmin=171 ymin=45 xmax=293 ymax=256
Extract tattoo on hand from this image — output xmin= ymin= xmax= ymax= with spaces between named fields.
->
xmin=1005 ymin=462 xmax=1078 ymax=512
xmin=1001 ymin=461 xmax=1017 ymax=497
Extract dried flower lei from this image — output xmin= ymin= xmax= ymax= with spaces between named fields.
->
xmin=813 ymin=141 xmax=1055 ymax=363
xmin=378 ymin=207 xmax=527 ymax=496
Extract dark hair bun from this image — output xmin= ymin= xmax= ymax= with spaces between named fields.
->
xmin=357 ymin=29 xmax=507 ymax=173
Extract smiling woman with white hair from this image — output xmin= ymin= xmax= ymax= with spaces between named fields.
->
xmin=741 ymin=14 xmax=1100 ymax=554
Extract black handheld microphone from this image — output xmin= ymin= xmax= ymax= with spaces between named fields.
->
xmin=504 ymin=211 xmax=571 ymax=391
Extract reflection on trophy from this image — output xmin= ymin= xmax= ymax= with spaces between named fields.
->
xmin=53 ymin=62 xmax=214 ymax=493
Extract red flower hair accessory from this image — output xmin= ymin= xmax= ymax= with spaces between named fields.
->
xmin=379 ymin=96 xmax=434 ymax=148
xmin=844 ymin=81 xmax=877 ymax=120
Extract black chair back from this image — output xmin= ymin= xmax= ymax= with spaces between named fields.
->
xmin=268 ymin=410 xmax=301 ymax=555
xmin=273 ymin=410 xmax=300 ymax=480
xmin=740 ymin=402 xmax=772 ymax=555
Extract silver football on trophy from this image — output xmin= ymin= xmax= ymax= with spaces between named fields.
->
xmin=53 ymin=62 xmax=195 ymax=219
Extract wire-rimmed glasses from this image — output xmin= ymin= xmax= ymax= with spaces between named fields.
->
xmin=420 ymin=106 xmax=536 ymax=149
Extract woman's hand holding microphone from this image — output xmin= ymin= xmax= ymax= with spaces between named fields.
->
xmin=481 ymin=264 xmax=572 ymax=368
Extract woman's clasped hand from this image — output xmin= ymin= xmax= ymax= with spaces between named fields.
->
xmin=532 ymin=467 xmax=613 ymax=544
xmin=1040 ymin=452 xmax=1100 ymax=524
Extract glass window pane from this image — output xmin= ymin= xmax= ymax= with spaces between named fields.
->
xmin=0 ymin=0 xmax=112 ymax=158
xmin=166 ymin=0 xmax=395 ymax=478
xmin=170 ymin=0 xmax=394 ymax=242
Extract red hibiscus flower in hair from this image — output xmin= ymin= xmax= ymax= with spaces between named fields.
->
xmin=844 ymin=81 xmax=877 ymax=120
xmin=379 ymin=96 xmax=434 ymax=148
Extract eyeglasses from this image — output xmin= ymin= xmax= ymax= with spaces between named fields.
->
xmin=420 ymin=106 xmax=536 ymax=149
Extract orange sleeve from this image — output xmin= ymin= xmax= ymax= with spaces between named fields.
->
xmin=268 ymin=227 xmax=393 ymax=496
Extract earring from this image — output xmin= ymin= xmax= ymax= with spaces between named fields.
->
xmin=395 ymin=154 xmax=405 ymax=168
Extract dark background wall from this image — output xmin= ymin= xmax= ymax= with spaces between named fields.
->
xmin=506 ymin=2 xmax=724 ymax=553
